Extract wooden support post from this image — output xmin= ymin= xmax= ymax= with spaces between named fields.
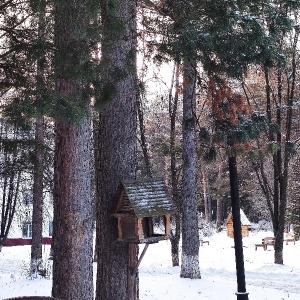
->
xmin=137 ymin=218 xmax=143 ymax=240
xmin=128 ymin=243 xmax=138 ymax=300
xmin=117 ymin=217 xmax=123 ymax=240
xmin=131 ymin=243 xmax=149 ymax=275
xmin=165 ymin=214 xmax=171 ymax=236
xmin=148 ymin=218 xmax=153 ymax=236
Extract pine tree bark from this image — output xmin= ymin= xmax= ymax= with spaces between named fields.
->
xmin=169 ymin=64 xmax=180 ymax=267
xmin=180 ymin=58 xmax=201 ymax=279
xmin=51 ymin=0 xmax=93 ymax=299
xmin=95 ymin=0 xmax=138 ymax=299
xmin=30 ymin=116 xmax=44 ymax=273
xmin=31 ymin=0 xmax=46 ymax=273
xmin=52 ymin=118 xmax=93 ymax=300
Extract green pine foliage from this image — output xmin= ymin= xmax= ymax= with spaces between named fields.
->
xmin=1 ymin=0 xmax=103 ymax=125
xmin=144 ymin=0 xmax=300 ymax=78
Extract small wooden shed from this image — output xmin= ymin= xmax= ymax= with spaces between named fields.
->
xmin=226 ymin=209 xmax=251 ymax=238
xmin=113 ymin=178 xmax=175 ymax=244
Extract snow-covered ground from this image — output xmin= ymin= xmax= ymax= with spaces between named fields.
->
xmin=1 ymin=230 xmax=300 ymax=299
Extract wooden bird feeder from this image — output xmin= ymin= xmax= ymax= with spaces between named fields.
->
xmin=113 ymin=178 xmax=175 ymax=244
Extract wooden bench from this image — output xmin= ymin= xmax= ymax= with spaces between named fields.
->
xmin=254 ymin=243 xmax=265 ymax=250
xmin=284 ymin=233 xmax=296 ymax=245
xmin=200 ymin=240 xmax=209 ymax=246
xmin=255 ymin=237 xmax=275 ymax=250
xmin=262 ymin=237 xmax=275 ymax=250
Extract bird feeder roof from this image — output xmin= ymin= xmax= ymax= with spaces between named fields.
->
xmin=117 ymin=178 xmax=175 ymax=218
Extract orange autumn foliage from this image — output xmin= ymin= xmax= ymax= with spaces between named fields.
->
xmin=208 ymin=78 xmax=252 ymax=152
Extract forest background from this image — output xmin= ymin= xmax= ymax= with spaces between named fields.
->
xmin=1 ymin=0 xmax=300 ymax=300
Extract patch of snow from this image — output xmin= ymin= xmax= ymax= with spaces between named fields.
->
xmin=1 ymin=230 xmax=300 ymax=299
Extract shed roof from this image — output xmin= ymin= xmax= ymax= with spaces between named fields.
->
xmin=119 ymin=178 xmax=175 ymax=218
xmin=226 ymin=209 xmax=251 ymax=226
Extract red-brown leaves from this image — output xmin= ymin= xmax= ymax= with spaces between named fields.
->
xmin=208 ymin=79 xmax=251 ymax=125
xmin=208 ymin=78 xmax=252 ymax=152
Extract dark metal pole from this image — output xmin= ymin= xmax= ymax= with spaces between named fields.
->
xmin=228 ymin=156 xmax=249 ymax=300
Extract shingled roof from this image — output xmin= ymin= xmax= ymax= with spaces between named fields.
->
xmin=118 ymin=178 xmax=175 ymax=218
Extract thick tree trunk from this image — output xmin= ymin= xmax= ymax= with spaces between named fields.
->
xmin=52 ymin=118 xmax=93 ymax=300
xmin=93 ymin=118 xmax=99 ymax=263
xmin=51 ymin=0 xmax=93 ymax=299
xmin=95 ymin=1 xmax=138 ymax=299
xmin=274 ymin=228 xmax=284 ymax=264
xmin=180 ymin=58 xmax=201 ymax=279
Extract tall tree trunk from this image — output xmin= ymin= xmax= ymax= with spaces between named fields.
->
xmin=273 ymin=64 xmax=283 ymax=264
xmin=216 ymin=198 xmax=222 ymax=230
xmin=202 ymin=170 xmax=207 ymax=221
xmin=180 ymin=58 xmax=201 ymax=279
xmin=95 ymin=0 xmax=138 ymax=299
xmin=137 ymin=14 xmax=152 ymax=179
xmin=169 ymin=64 xmax=180 ymax=267
xmin=93 ymin=116 xmax=99 ymax=263
xmin=31 ymin=0 xmax=46 ymax=273
xmin=0 ymin=158 xmax=21 ymax=251
xmin=52 ymin=118 xmax=93 ymax=300
xmin=52 ymin=0 xmax=93 ymax=299
xmin=262 ymin=41 xmax=297 ymax=263
xmin=137 ymin=95 xmax=152 ymax=178
xmin=216 ymin=164 xmax=223 ymax=230
xmin=202 ymin=169 xmax=212 ymax=223
xmin=30 ymin=115 xmax=44 ymax=274
xmin=264 ymin=63 xmax=285 ymax=264
xmin=274 ymin=31 xmax=297 ymax=263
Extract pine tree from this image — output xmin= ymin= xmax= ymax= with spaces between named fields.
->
xmin=95 ymin=0 xmax=138 ymax=299
xmin=51 ymin=0 xmax=95 ymax=299
xmin=30 ymin=0 xmax=47 ymax=275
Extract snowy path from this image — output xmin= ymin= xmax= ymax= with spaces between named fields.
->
xmin=1 ymin=230 xmax=300 ymax=299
